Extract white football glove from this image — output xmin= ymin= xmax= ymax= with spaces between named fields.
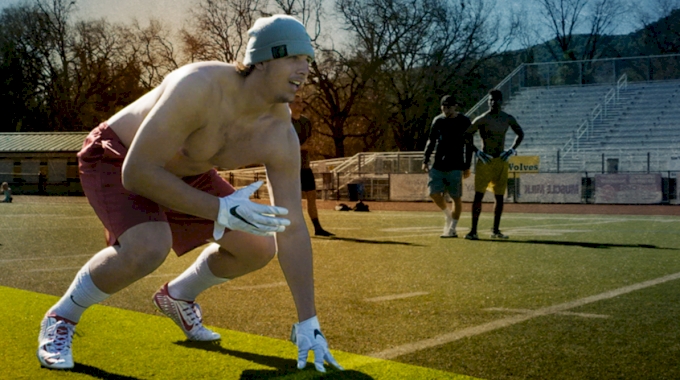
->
xmin=212 ymin=181 xmax=290 ymax=240
xmin=500 ymin=148 xmax=516 ymax=161
xmin=290 ymin=316 xmax=343 ymax=373
xmin=475 ymin=150 xmax=493 ymax=164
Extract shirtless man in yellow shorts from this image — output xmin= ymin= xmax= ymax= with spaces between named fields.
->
xmin=464 ymin=89 xmax=524 ymax=240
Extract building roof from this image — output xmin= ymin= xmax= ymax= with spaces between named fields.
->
xmin=0 ymin=132 xmax=89 ymax=153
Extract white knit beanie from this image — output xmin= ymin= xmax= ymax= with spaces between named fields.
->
xmin=243 ymin=15 xmax=315 ymax=66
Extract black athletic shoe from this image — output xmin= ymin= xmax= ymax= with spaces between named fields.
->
xmin=490 ymin=231 xmax=509 ymax=239
xmin=315 ymin=229 xmax=335 ymax=237
xmin=465 ymin=232 xmax=479 ymax=240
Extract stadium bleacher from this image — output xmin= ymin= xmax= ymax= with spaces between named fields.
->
xmin=501 ymin=79 xmax=680 ymax=172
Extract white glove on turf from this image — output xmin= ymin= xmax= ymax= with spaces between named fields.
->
xmin=500 ymin=148 xmax=516 ymax=161
xmin=212 ymin=181 xmax=290 ymax=240
xmin=475 ymin=150 xmax=493 ymax=164
xmin=291 ymin=316 xmax=344 ymax=373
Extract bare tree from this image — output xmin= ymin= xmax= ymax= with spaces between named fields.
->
xmin=272 ymin=0 xmax=323 ymax=41
xmin=634 ymin=0 xmax=680 ymax=55
xmin=305 ymin=0 xmax=516 ymax=155
xmin=0 ymin=0 xmax=172 ymax=131
xmin=384 ymin=0 xmax=514 ymax=151
xmin=0 ymin=5 xmax=48 ymax=131
xmin=70 ymin=19 xmax=130 ymax=127
xmin=180 ymin=0 xmax=266 ymax=63
xmin=302 ymin=0 xmax=440 ymax=158
xmin=127 ymin=19 xmax=180 ymax=88
xmin=536 ymin=0 xmax=587 ymax=60
xmin=535 ymin=0 xmax=627 ymax=61
xmin=32 ymin=0 xmax=78 ymax=130
xmin=635 ymin=0 xmax=679 ymax=26
xmin=582 ymin=0 xmax=629 ymax=60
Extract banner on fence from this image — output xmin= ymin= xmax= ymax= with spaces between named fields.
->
xmin=677 ymin=172 xmax=680 ymax=205
xmin=671 ymin=171 xmax=680 ymax=205
xmin=389 ymin=173 xmax=429 ymax=201
xmin=670 ymin=156 xmax=680 ymax=205
xmin=516 ymin=173 xmax=582 ymax=203
xmin=507 ymin=156 xmax=540 ymax=173
xmin=668 ymin=155 xmax=680 ymax=171
xmin=594 ymin=173 xmax=662 ymax=204
xmin=389 ymin=173 xmax=499 ymax=202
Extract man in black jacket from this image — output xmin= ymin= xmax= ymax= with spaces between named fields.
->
xmin=422 ymin=95 xmax=474 ymax=238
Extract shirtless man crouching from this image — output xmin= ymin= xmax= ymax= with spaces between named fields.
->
xmin=36 ymin=15 xmax=342 ymax=374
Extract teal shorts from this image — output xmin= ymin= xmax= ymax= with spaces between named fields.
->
xmin=428 ymin=168 xmax=463 ymax=198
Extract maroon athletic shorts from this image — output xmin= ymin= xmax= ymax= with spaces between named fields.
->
xmin=77 ymin=123 xmax=235 ymax=256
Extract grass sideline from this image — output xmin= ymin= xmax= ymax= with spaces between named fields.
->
xmin=4 ymin=286 xmax=476 ymax=379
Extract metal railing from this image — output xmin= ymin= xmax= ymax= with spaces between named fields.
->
xmin=472 ymin=54 xmax=680 ymax=119
xmin=558 ymin=74 xmax=628 ymax=158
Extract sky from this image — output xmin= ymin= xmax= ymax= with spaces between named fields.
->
xmin=0 ymin=0 xmax=193 ymax=27
xmin=0 ymin=0 xmax=649 ymax=48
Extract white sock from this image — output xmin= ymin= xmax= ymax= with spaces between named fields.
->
xmin=168 ymin=244 xmax=229 ymax=301
xmin=443 ymin=208 xmax=452 ymax=221
xmin=451 ymin=219 xmax=458 ymax=229
xmin=49 ymin=265 xmax=110 ymax=323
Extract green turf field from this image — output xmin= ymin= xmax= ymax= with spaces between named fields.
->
xmin=2 ymin=197 xmax=680 ymax=379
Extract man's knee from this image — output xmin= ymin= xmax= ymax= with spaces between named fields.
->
xmin=117 ymin=223 xmax=172 ymax=274
xmin=220 ymin=234 xmax=276 ymax=269
xmin=250 ymin=237 xmax=277 ymax=267
xmin=430 ymin=192 xmax=444 ymax=200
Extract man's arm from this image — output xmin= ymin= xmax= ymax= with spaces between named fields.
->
xmin=121 ymin=70 xmax=220 ymax=221
xmin=265 ymin=120 xmax=342 ymax=373
xmin=463 ymin=120 xmax=474 ymax=170
xmin=466 ymin=117 xmax=493 ymax=164
xmin=508 ymin=115 xmax=524 ymax=150
xmin=465 ymin=116 xmax=482 ymax=152
xmin=422 ymin=119 xmax=438 ymax=171
xmin=263 ymin=122 xmax=316 ymax=321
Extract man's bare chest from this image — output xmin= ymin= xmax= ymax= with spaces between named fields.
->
xmin=177 ymin=123 xmax=271 ymax=171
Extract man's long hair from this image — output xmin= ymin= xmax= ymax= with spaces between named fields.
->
xmin=235 ymin=61 xmax=256 ymax=77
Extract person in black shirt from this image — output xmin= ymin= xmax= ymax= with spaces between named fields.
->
xmin=290 ymin=94 xmax=334 ymax=236
xmin=422 ymin=95 xmax=474 ymax=238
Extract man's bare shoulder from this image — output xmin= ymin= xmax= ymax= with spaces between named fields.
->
xmin=472 ymin=111 xmax=491 ymax=125
xmin=163 ymin=61 xmax=239 ymax=92
xmin=499 ymin=111 xmax=519 ymax=124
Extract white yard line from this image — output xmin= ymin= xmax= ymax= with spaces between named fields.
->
xmin=229 ymin=282 xmax=287 ymax=290
xmin=484 ymin=307 xmax=610 ymax=319
xmin=369 ymin=271 xmax=680 ymax=360
xmin=27 ymin=266 xmax=83 ymax=272
xmin=142 ymin=275 xmax=286 ymax=291
xmin=144 ymin=273 xmax=180 ymax=278
xmin=0 ymin=254 xmax=93 ymax=263
xmin=365 ymin=292 xmax=429 ymax=302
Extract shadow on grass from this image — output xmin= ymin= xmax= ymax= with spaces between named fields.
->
xmin=317 ymin=236 xmax=423 ymax=247
xmin=477 ymin=239 xmax=677 ymax=250
xmin=62 ymin=363 xmax=140 ymax=379
xmin=175 ymin=341 xmax=374 ymax=379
